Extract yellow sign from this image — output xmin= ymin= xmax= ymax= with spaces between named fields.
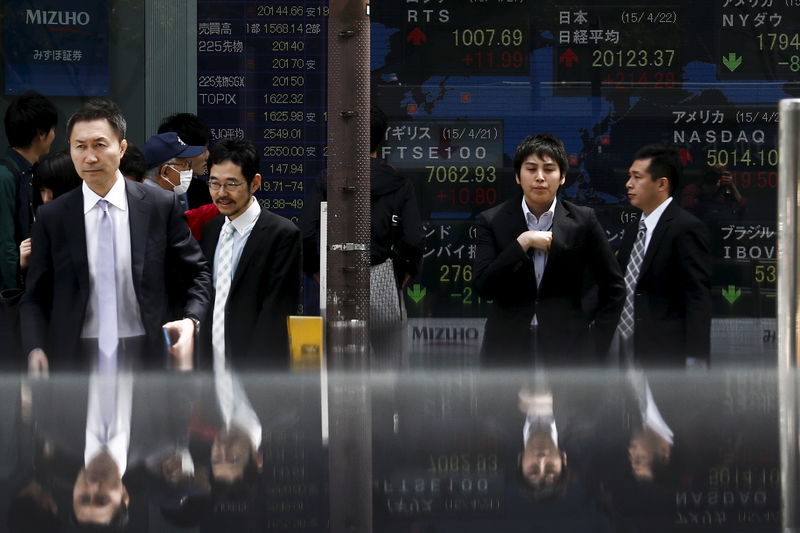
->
xmin=288 ymin=316 xmax=323 ymax=371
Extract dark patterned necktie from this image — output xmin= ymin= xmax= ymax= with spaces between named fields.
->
xmin=618 ymin=218 xmax=647 ymax=339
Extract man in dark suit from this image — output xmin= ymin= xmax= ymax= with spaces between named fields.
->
xmin=616 ymin=145 xmax=711 ymax=367
xmin=474 ymin=134 xmax=625 ymax=366
xmin=200 ymin=139 xmax=301 ymax=368
xmin=21 ymin=99 xmax=210 ymax=372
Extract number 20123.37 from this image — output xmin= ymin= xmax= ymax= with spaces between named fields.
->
xmin=592 ymin=49 xmax=675 ymax=68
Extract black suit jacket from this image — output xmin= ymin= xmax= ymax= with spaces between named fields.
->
xmin=200 ymin=208 xmax=301 ymax=367
xmin=20 ymin=179 xmax=211 ymax=367
xmin=474 ymin=196 xmax=625 ymax=365
xmin=617 ymin=199 xmax=711 ymax=366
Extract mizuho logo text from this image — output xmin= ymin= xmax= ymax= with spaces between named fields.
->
xmin=25 ymin=10 xmax=90 ymax=26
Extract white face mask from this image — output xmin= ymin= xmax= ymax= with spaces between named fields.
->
xmin=173 ymin=169 xmax=193 ymax=195
xmin=162 ymin=166 xmax=193 ymax=195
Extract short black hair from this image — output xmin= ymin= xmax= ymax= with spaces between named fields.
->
xmin=157 ymin=113 xmax=212 ymax=147
xmin=370 ymin=106 xmax=388 ymax=153
xmin=71 ymin=501 xmax=129 ymax=531
xmin=633 ymin=144 xmax=681 ymax=195
xmin=31 ymin=149 xmax=82 ymax=210
xmin=512 ymin=134 xmax=569 ymax=178
xmin=119 ymin=144 xmax=147 ymax=182
xmin=515 ymin=452 xmax=570 ymax=503
xmin=208 ymin=139 xmax=259 ymax=184
xmin=4 ymin=91 xmax=58 ymax=148
xmin=67 ymin=99 xmax=127 ymax=141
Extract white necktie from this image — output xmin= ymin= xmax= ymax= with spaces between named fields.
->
xmin=212 ymin=224 xmax=235 ymax=371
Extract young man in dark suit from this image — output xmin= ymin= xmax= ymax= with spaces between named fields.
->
xmin=201 ymin=139 xmax=301 ymax=368
xmin=474 ymin=134 xmax=625 ymax=366
xmin=21 ymin=99 xmax=210 ymax=372
xmin=616 ymin=145 xmax=711 ymax=367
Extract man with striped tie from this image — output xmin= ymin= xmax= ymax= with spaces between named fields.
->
xmin=200 ymin=139 xmax=301 ymax=369
xmin=616 ymin=145 xmax=711 ymax=368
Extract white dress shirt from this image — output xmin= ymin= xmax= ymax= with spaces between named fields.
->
xmin=640 ymin=196 xmax=672 ymax=253
xmin=521 ymin=196 xmax=556 ymax=289
xmin=213 ymin=198 xmax=261 ymax=285
xmin=81 ymin=173 xmax=145 ymax=339
xmin=85 ymin=371 xmax=133 ymax=475
xmin=522 ymin=197 xmax=556 ymax=326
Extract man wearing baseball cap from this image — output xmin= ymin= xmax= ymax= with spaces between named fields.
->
xmin=142 ymin=132 xmax=206 ymax=211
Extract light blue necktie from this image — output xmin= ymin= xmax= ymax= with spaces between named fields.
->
xmin=96 ymin=199 xmax=118 ymax=372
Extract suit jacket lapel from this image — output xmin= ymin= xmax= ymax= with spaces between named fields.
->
xmin=66 ymin=191 xmax=90 ymax=294
xmin=501 ymin=194 xmax=529 ymax=240
xmin=201 ymin=216 xmax=224 ymax=262
xmin=126 ymin=183 xmax=149 ymax=291
xmin=229 ymin=212 xmax=266 ymax=294
xmin=639 ymin=200 xmax=676 ymax=277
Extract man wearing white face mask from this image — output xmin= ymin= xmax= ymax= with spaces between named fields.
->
xmin=142 ymin=132 xmax=206 ymax=211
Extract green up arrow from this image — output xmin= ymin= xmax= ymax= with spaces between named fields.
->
xmin=722 ymin=285 xmax=742 ymax=305
xmin=722 ymin=53 xmax=742 ymax=72
xmin=407 ymin=284 xmax=427 ymax=303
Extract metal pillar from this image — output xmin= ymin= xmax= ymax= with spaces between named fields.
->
xmin=777 ymin=98 xmax=800 ymax=531
xmin=326 ymin=2 xmax=372 ymax=532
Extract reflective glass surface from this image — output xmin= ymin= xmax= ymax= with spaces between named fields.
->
xmin=0 ymin=368 xmax=785 ymax=532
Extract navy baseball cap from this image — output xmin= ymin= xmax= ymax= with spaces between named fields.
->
xmin=143 ymin=132 xmax=206 ymax=168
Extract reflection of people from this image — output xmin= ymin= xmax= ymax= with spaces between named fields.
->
xmin=681 ymin=164 xmax=746 ymax=224
xmin=625 ymin=371 xmax=673 ymax=483
xmin=474 ymin=134 xmax=625 ymax=365
xmin=517 ymin=387 xmax=569 ymax=500
xmin=7 ymin=481 xmax=60 ymax=533
xmin=200 ymin=139 xmax=301 ymax=367
xmin=615 ymin=145 xmax=711 ymax=367
xmin=71 ymin=371 xmax=134 ymax=528
xmin=21 ymin=99 xmax=210 ymax=372
xmin=209 ymin=370 xmax=264 ymax=500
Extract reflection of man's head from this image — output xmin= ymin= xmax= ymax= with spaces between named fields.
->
xmin=518 ymin=426 xmax=569 ymax=501
xmin=72 ymin=450 xmax=129 ymax=528
xmin=628 ymin=426 xmax=672 ymax=482
xmin=211 ymin=426 xmax=263 ymax=484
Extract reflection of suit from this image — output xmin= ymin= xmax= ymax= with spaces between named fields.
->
xmin=617 ymin=201 xmax=711 ymax=366
xmin=200 ymin=210 xmax=301 ymax=366
xmin=475 ymin=196 xmax=625 ymax=364
xmin=29 ymin=375 xmax=194 ymax=482
xmin=21 ymin=180 xmax=211 ymax=367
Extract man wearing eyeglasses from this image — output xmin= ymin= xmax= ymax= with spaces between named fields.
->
xmin=200 ymin=139 xmax=301 ymax=368
xmin=142 ymin=132 xmax=206 ymax=211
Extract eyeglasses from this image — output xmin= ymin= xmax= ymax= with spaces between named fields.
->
xmin=167 ymin=161 xmax=192 ymax=170
xmin=208 ymin=181 xmax=245 ymax=192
